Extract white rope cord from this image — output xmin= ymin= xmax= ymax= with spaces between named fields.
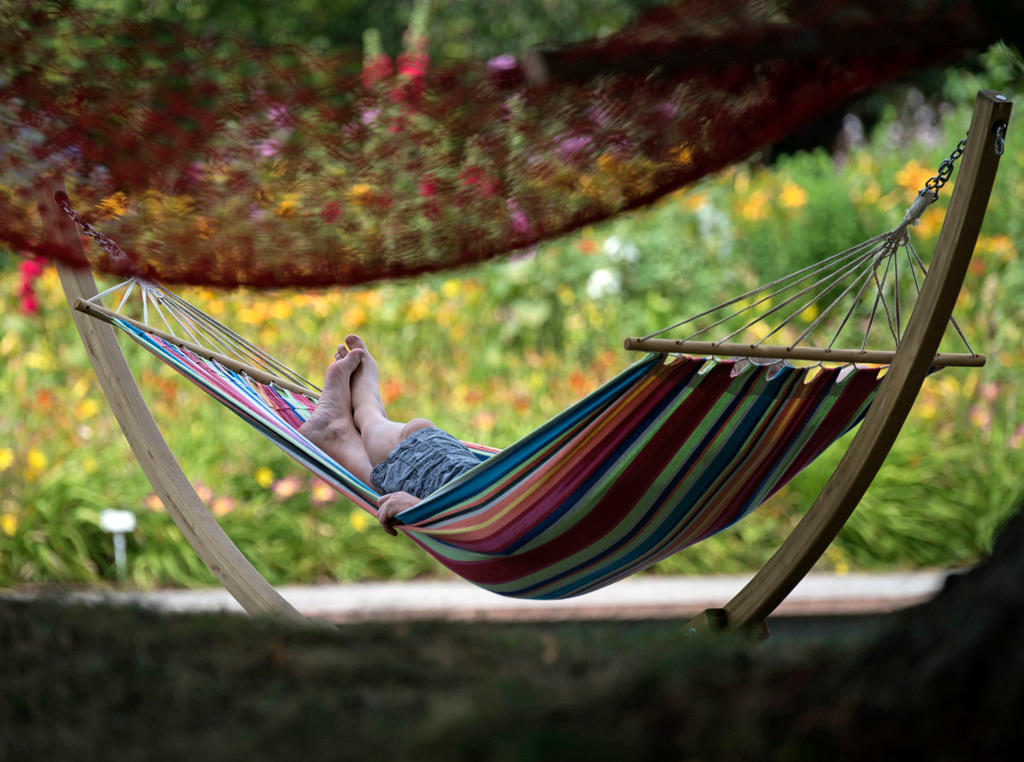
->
xmin=150 ymin=283 xmax=316 ymax=390
xmin=639 ymin=232 xmax=890 ymax=342
xmin=750 ymin=251 xmax=885 ymax=347
xmin=905 ymin=239 xmax=977 ymax=355
xmin=114 ymin=279 xmax=135 ymax=315
xmin=786 ymin=260 xmax=879 ymax=349
xmin=703 ymin=241 xmax=886 ymax=346
xmin=635 ymin=177 xmax=985 ymax=360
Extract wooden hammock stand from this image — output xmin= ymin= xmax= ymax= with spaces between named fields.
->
xmin=39 ymin=91 xmax=1011 ymax=632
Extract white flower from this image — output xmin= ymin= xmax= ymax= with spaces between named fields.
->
xmin=586 ymin=268 xmax=621 ymax=299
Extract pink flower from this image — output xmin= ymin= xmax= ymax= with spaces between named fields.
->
xmin=487 ymin=54 xmax=522 ymax=88
xmin=267 ymin=104 xmax=292 ymax=128
xmin=272 ymin=474 xmax=303 ymax=501
xmin=256 ymin=138 xmax=282 ymax=158
xmin=554 ymin=133 xmax=593 ymax=163
xmin=507 ymin=199 xmax=531 ymax=236
xmin=655 ymin=101 xmax=678 ymax=120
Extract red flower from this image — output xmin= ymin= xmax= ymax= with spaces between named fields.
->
xmin=418 ymin=177 xmax=437 ymax=198
xmin=396 ymin=51 xmax=428 ymax=81
xmin=320 ymin=201 xmax=341 ymax=223
xmin=391 ymin=51 xmax=429 ymax=103
xmin=459 ymin=166 xmax=498 ymax=197
xmin=18 ymin=255 xmax=47 ymax=316
xmin=361 ymin=54 xmax=393 ymax=89
xmin=19 ymin=292 xmax=39 ymax=316
xmin=18 ymin=258 xmax=45 ymax=278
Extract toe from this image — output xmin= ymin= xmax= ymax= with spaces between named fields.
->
xmin=345 ymin=334 xmax=367 ymax=352
xmin=323 ymin=351 xmax=360 ymax=386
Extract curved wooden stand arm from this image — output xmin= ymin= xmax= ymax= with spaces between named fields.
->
xmin=696 ymin=90 xmax=1013 ymax=633
xmin=38 ymin=177 xmax=307 ymax=624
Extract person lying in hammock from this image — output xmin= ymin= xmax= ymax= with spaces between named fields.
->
xmin=299 ymin=335 xmax=479 ymax=535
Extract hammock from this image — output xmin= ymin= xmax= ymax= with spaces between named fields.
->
xmin=65 ymin=305 xmax=882 ymax=600
xmin=2 ymin=0 xmax=1003 ymax=288
xmin=41 ymin=90 xmax=1011 ymax=629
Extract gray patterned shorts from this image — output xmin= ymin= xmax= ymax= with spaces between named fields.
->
xmin=370 ymin=427 xmax=480 ymax=499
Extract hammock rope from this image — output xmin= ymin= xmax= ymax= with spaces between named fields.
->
xmin=629 ymin=147 xmax=982 ymax=366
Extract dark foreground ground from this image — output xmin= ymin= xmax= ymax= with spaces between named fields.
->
xmin=4 ymin=505 xmax=1024 ymax=761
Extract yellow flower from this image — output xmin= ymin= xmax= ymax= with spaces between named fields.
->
xmin=269 ymin=301 xmax=293 ymax=321
xmin=779 ymin=181 xmax=807 ymax=209
xmin=0 ymin=448 xmax=12 ymax=471
xmin=196 ymin=217 xmax=216 ymax=239
xmin=667 ymin=144 xmax=694 ymax=167
xmin=441 ymin=279 xmax=461 ymax=299
xmin=740 ymin=189 xmax=770 ymax=221
xmin=347 ymin=184 xmax=374 ymax=206
xmin=684 ymin=192 xmax=708 ymax=211
xmin=914 ymin=208 xmax=943 ymax=239
xmin=97 ymin=192 xmax=130 ymax=219
xmin=343 ymin=305 xmax=367 ymax=329
xmin=76 ymin=399 xmax=100 ymax=420
xmin=27 ymin=449 xmax=46 ymax=471
xmin=894 ymin=159 xmax=932 ymax=197
xmin=800 ymin=305 xmax=819 ymax=322
xmin=276 ymin=193 xmax=301 ymax=217
xmin=1 ymin=514 xmax=17 ymax=537
xmin=349 ymin=510 xmax=369 ymax=533
xmin=978 ymin=234 xmax=1016 ymax=262
xmin=255 ymin=467 xmax=274 ymax=489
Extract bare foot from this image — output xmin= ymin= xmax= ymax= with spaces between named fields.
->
xmin=298 ymin=349 xmax=373 ymax=484
xmin=345 ymin=334 xmax=386 ymax=430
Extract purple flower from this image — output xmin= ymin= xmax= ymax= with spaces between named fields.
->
xmin=507 ymin=198 xmax=531 ymax=235
xmin=267 ymin=104 xmax=293 ymax=128
xmin=361 ymin=108 xmax=381 ymax=125
xmin=587 ymin=106 xmax=611 ymax=127
xmin=256 ymin=138 xmax=282 ymax=158
xmin=488 ymin=54 xmax=518 ymax=74
xmin=487 ymin=54 xmax=522 ymax=88
xmin=655 ymin=101 xmax=678 ymax=120
xmin=554 ymin=133 xmax=593 ymax=162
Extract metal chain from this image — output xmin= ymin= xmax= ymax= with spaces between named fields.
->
xmin=55 ymin=192 xmax=131 ymax=263
xmin=923 ymin=133 xmax=968 ymax=194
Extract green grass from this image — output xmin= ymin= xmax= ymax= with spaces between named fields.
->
xmin=3 ymin=499 xmax=1023 ymax=760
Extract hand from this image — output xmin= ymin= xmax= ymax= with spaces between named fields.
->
xmin=376 ymin=491 xmax=421 ymax=535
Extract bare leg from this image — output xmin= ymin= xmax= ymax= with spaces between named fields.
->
xmin=298 ymin=349 xmax=374 ymax=485
xmin=345 ymin=334 xmax=434 ymax=465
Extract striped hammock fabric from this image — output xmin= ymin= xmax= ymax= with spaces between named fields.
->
xmin=113 ymin=317 xmax=881 ymax=599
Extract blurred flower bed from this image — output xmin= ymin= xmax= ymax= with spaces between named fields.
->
xmin=2 ymin=50 xmax=1023 ymax=589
